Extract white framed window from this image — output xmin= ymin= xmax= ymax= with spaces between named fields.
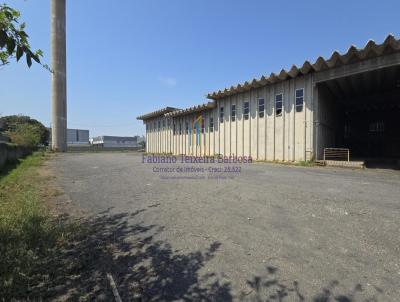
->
xmin=231 ymin=104 xmax=236 ymax=121
xmin=258 ymin=98 xmax=265 ymax=118
xmin=220 ymin=107 xmax=224 ymax=122
xmin=209 ymin=117 xmax=214 ymax=132
xmin=243 ymin=101 xmax=249 ymax=120
xmin=275 ymin=94 xmax=283 ymax=116
xmin=295 ymin=89 xmax=304 ymax=112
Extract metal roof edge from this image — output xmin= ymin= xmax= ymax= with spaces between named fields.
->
xmin=136 ymin=106 xmax=180 ymax=120
xmin=207 ymin=34 xmax=400 ymax=100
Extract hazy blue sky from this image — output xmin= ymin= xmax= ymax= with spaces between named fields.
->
xmin=0 ymin=0 xmax=399 ymax=136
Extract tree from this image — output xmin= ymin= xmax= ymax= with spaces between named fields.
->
xmin=5 ymin=123 xmax=43 ymax=147
xmin=0 ymin=115 xmax=49 ymax=146
xmin=0 ymin=4 xmax=43 ymax=67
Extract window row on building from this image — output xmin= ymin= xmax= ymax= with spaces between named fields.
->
xmin=146 ymin=89 xmax=305 ymax=134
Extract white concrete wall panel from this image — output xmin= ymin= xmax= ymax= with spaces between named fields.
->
xmin=258 ymin=87 xmax=266 ymax=160
xmin=250 ymin=89 xmax=258 ymax=159
xmin=142 ymin=72 xmax=315 ymax=161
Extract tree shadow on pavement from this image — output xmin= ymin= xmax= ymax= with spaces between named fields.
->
xmin=15 ymin=208 xmax=385 ymax=302
xmin=239 ymin=266 xmax=384 ymax=302
xmin=27 ymin=208 xmax=231 ymax=301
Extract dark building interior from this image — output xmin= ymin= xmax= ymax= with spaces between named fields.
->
xmin=318 ymin=65 xmax=400 ymax=167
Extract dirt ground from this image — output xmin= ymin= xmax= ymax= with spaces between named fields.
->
xmin=49 ymin=152 xmax=400 ymax=301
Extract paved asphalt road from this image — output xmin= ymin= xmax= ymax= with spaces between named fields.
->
xmin=50 ymin=152 xmax=400 ymax=301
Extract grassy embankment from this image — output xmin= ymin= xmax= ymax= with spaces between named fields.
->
xmin=0 ymin=151 xmax=71 ymax=299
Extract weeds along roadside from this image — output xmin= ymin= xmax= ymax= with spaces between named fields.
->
xmin=0 ymin=151 xmax=79 ymax=299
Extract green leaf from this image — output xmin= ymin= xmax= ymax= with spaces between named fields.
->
xmin=4 ymin=11 xmax=13 ymax=20
xmin=19 ymin=30 xmax=28 ymax=38
xmin=16 ymin=45 xmax=23 ymax=61
xmin=31 ymin=53 xmax=40 ymax=64
xmin=26 ymin=49 xmax=40 ymax=64
xmin=6 ymin=38 xmax=16 ymax=55
xmin=0 ymin=51 xmax=9 ymax=65
xmin=26 ymin=53 xmax=32 ymax=67
xmin=0 ymin=30 xmax=7 ymax=48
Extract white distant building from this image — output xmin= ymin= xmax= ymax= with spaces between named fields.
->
xmin=91 ymin=135 xmax=144 ymax=148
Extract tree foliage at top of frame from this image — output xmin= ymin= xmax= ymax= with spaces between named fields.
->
xmin=0 ymin=4 xmax=45 ymax=68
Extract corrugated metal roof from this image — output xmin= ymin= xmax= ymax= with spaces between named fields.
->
xmin=207 ymin=34 xmax=400 ymax=100
xmin=136 ymin=107 xmax=180 ymax=120
xmin=164 ymin=102 xmax=216 ymax=117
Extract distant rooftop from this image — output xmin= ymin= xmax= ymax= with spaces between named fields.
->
xmin=164 ymin=102 xmax=216 ymax=118
xmin=136 ymin=107 xmax=180 ymax=120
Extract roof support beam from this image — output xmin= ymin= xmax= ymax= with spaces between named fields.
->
xmin=313 ymin=52 xmax=400 ymax=83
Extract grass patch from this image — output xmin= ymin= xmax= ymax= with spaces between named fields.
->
xmin=0 ymin=151 xmax=71 ymax=299
xmin=255 ymin=159 xmax=316 ymax=167
xmin=297 ymin=160 xmax=315 ymax=167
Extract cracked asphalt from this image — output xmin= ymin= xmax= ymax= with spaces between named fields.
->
xmin=50 ymin=152 xmax=400 ymax=301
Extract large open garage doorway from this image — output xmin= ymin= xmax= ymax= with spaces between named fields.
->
xmin=317 ymin=65 xmax=400 ymax=168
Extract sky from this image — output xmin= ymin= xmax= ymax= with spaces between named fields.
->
xmin=0 ymin=0 xmax=399 ymax=137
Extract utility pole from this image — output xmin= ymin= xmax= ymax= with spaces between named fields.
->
xmin=51 ymin=0 xmax=67 ymax=151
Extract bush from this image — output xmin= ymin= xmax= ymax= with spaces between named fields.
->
xmin=0 ymin=115 xmax=49 ymax=146
xmin=5 ymin=123 xmax=43 ymax=147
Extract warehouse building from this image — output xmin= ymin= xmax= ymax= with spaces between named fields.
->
xmin=91 ymin=135 xmax=144 ymax=148
xmin=48 ymin=128 xmax=90 ymax=146
xmin=67 ymin=128 xmax=90 ymax=145
xmin=137 ymin=35 xmax=400 ymax=163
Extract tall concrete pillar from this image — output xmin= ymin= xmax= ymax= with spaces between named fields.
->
xmin=51 ymin=0 xmax=67 ymax=151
